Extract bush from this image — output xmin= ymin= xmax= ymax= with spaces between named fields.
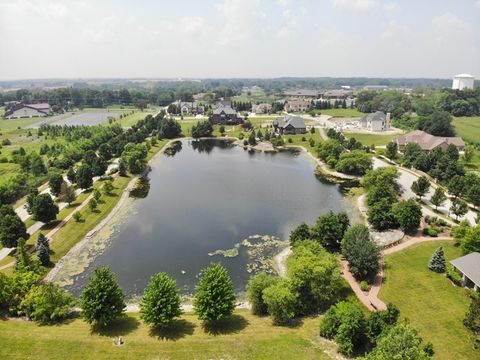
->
xmin=72 ymin=212 xmax=83 ymax=222
xmin=262 ymin=280 xmax=298 ymax=325
xmin=238 ymin=133 xmax=244 ymax=140
xmin=446 ymin=264 xmax=463 ymax=286
xmin=287 ymin=137 xmax=293 ymax=143
xmin=20 ymin=283 xmax=75 ymax=324
xmin=423 ymin=227 xmax=438 ymax=237
xmin=246 ymin=273 xmax=279 ymax=316
xmin=140 ymin=273 xmax=182 ymax=329
xmin=301 ymin=136 xmax=306 ymax=142
xmin=193 ymin=263 xmax=236 ymax=323
xmin=360 ymin=281 xmax=371 ymax=292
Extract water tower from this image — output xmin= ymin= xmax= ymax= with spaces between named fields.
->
xmin=452 ymin=74 xmax=475 ymax=90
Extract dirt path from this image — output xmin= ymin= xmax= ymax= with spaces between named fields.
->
xmin=341 ymin=236 xmax=454 ymax=311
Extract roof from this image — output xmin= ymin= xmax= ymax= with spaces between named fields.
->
xmin=450 ymin=252 xmax=480 ymax=287
xmin=361 ymin=111 xmax=386 ymax=124
xmin=395 ymin=130 xmax=465 ymax=150
xmin=286 ymin=99 xmax=311 ymax=106
xmin=284 ymin=89 xmax=318 ymax=97
xmin=273 ymin=115 xmax=306 ymax=129
xmin=26 ymin=103 xmax=50 ymax=110
xmin=5 ymin=103 xmax=50 ymax=116
xmin=454 ymin=74 xmax=474 ymax=78
xmin=213 ymin=104 xmax=237 ymax=115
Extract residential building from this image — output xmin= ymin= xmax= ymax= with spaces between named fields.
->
xmin=284 ymin=89 xmax=318 ymax=99
xmin=179 ymin=101 xmax=204 ymax=116
xmin=252 ymin=103 xmax=272 ymax=114
xmin=450 ymin=252 xmax=480 ymax=292
xmin=359 ymin=111 xmax=391 ymax=132
xmin=211 ymin=103 xmax=244 ymax=124
xmin=322 ymin=89 xmax=353 ymax=99
xmin=395 ymin=130 xmax=465 ymax=152
xmin=284 ymin=100 xmax=311 ymax=113
xmin=273 ymin=115 xmax=306 ymax=135
xmin=5 ymin=103 xmax=51 ymax=119
xmin=452 ymin=74 xmax=475 ymax=90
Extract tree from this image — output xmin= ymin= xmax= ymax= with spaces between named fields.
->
xmin=447 ymin=175 xmax=466 ymax=199
xmin=66 ymin=166 xmax=76 ymax=183
xmin=335 ymin=150 xmax=372 ymax=176
xmin=73 ymin=211 xmax=83 ymax=222
xmin=48 ymin=173 xmax=64 ymax=197
xmin=430 ymin=187 xmax=446 ymax=210
xmin=37 ymin=242 xmax=50 ymax=266
xmin=262 ymin=280 xmax=298 ymax=325
xmin=0 ymin=205 xmax=28 ymax=248
xmin=121 ymin=143 xmax=148 ymax=174
xmin=36 ymin=233 xmax=49 ymax=252
xmin=20 ymin=283 xmax=75 ymax=324
xmin=75 ymin=164 xmax=93 ymax=189
xmin=450 ymin=198 xmax=468 ymax=221
xmin=386 ymin=141 xmax=398 ymax=160
xmin=311 ymin=211 xmax=350 ymax=252
xmin=289 ymin=222 xmax=311 ymax=246
xmin=460 ymin=225 xmax=480 ymax=254
xmin=411 ymin=176 xmax=430 ymax=200
xmin=248 ymin=131 xmax=257 ymax=146
xmin=367 ymin=198 xmax=397 ymax=231
xmin=427 ymin=247 xmax=446 ymax=273
xmin=118 ymin=159 xmax=127 ymax=176
xmin=193 ymin=263 xmax=236 ymax=323
xmin=365 ymin=323 xmax=433 ymax=360
xmin=58 ymin=182 xmax=76 ymax=205
xmin=159 ymin=117 xmax=182 ymax=139
xmin=417 ymin=110 xmax=455 ymax=137
xmin=467 ymin=183 xmax=480 ymax=210
xmin=15 ymin=238 xmax=34 ymax=272
xmin=103 ymin=180 xmax=114 ymax=196
xmin=191 ymin=121 xmax=213 ymax=138
xmin=80 ymin=267 xmax=126 ymax=326
xmin=246 ymin=273 xmax=279 ymax=315
xmin=219 ymin=125 xmax=225 ymax=134
xmin=140 ymin=273 xmax=182 ymax=329
xmin=287 ymin=241 xmax=342 ymax=314
xmin=30 ymin=193 xmax=59 ymax=223
xmin=88 ymin=198 xmax=98 ymax=212
xmin=319 ymin=301 xmax=366 ymax=356
xmin=341 ymin=224 xmax=380 ymax=281
xmin=2 ymin=271 xmax=40 ymax=314
xmin=366 ymin=303 xmax=400 ymax=345
xmin=91 ymin=157 xmax=108 ymax=177
xmin=463 ymin=294 xmax=480 ymax=335
xmin=464 ymin=145 xmax=474 ymax=164
xmin=392 ymin=199 xmax=422 ymax=233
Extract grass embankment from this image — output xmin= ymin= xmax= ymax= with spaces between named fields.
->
xmin=0 ymin=310 xmax=333 ymax=360
xmin=319 ymin=108 xmax=363 ymax=117
xmin=379 ymin=241 xmax=477 ymax=360
xmin=342 ymin=132 xmax=398 ymax=147
xmin=453 ymin=116 xmax=480 ymax=170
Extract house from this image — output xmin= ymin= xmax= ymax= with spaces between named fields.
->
xmin=284 ymin=100 xmax=311 ymax=113
xmin=395 ymin=130 xmax=465 ymax=152
xmin=273 ymin=115 xmax=306 ymax=135
xmin=284 ymin=89 xmax=318 ymax=99
xmin=450 ymin=252 xmax=480 ymax=292
xmin=5 ymin=103 xmax=51 ymax=119
xmin=252 ymin=103 xmax=272 ymax=114
xmin=360 ymin=111 xmax=391 ymax=132
xmin=211 ymin=103 xmax=244 ymax=125
xmin=322 ymin=89 xmax=353 ymax=100
xmin=179 ymin=102 xmax=204 ymax=116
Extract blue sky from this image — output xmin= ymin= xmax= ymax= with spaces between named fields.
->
xmin=0 ymin=0 xmax=479 ymax=79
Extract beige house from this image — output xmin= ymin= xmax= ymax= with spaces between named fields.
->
xmin=5 ymin=103 xmax=51 ymax=119
xmin=360 ymin=111 xmax=391 ymax=132
xmin=252 ymin=103 xmax=272 ymax=114
xmin=395 ymin=130 xmax=465 ymax=152
xmin=284 ymin=100 xmax=310 ymax=113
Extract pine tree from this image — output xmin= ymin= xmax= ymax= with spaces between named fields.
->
xmin=118 ymin=159 xmax=127 ymax=176
xmin=37 ymin=233 xmax=50 ymax=252
xmin=37 ymin=242 xmax=50 ymax=266
xmin=15 ymin=238 xmax=33 ymax=272
xmin=428 ymin=247 xmax=446 ymax=273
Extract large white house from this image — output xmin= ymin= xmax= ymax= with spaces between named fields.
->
xmin=359 ymin=111 xmax=391 ymax=132
xmin=4 ymin=103 xmax=51 ymax=119
xmin=452 ymin=74 xmax=474 ymax=90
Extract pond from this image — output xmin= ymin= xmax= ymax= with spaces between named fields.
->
xmin=60 ymin=139 xmax=350 ymax=298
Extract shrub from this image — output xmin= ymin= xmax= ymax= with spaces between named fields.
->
xmin=423 ymin=227 xmax=438 ymax=237
xmin=289 ymin=222 xmax=311 ymax=246
xmin=446 ymin=264 xmax=463 ymax=286
xmin=246 ymin=273 xmax=279 ymax=315
xmin=72 ymin=212 xmax=83 ymax=222
xmin=428 ymin=247 xmax=446 ymax=273
xmin=287 ymin=137 xmax=293 ymax=143
xmin=140 ymin=273 xmax=182 ymax=329
xmin=262 ymin=280 xmax=298 ymax=325
xmin=360 ymin=281 xmax=371 ymax=292
xmin=238 ymin=133 xmax=244 ymax=140
xmin=301 ymin=136 xmax=306 ymax=142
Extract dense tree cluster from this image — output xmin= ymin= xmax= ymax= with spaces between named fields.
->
xmin=191 ymin=121 xmax=214 ymax=138
xmin=452 ymin=221 xmax=480 ymax=254
xmin=0 ymin=205 xmax=28 ymax=247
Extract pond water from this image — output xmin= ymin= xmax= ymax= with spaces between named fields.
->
xmin=63 ymin=139 xmax=348 ymax=298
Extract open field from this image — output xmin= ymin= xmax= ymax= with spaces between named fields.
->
xmin=343 ymin=132 xmax=398 ymax=147
xmin=453 ymin=116 xmax=480 ymax=145
xmin=319 ymin=108 xmax=363 ymax=117
xmin=0 ymin=310 xmax=335 ymax=360
xmin=379 ymin=241 xmax=477 ymax=360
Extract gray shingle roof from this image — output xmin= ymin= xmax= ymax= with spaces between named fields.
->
xmin=361 ymin=111 xmax=386 ymax=124
xmin=213 ymin=104 xmax=237 ymax=115
xmin=450 ymin=252 xmax=480 ymax=287
xmin=273 ymin=115 xmax=306 ymax=129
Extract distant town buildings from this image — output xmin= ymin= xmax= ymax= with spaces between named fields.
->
xmin=395 ymin=130 xmax=465 ymax=152
xmin=4 ymin=103 xmax=51 ymax=119
xmin=452 ymin=74 xmax=475 ymax=90
xmin=359 ymin=111 xmax=391 ymax=132
xmin=251 ymin=103 xmax=272 ymax=114
xmin=283 ymin=89 xmax=318 ymax=99
xmin=273 ymin=115 xmax=306 ymax=135
xmin=284 ymin=100 xmax=311 ymax=112
xmin=211 ymin=103 xmax=244 ymax=124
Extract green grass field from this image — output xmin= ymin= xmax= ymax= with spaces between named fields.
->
xmin=343 ymin=132 xmax=399 ymax=147
xmin=319 ymin=108 xmax=363 ymax=117
xmin=453 ymin=116 xmax=480 ymax=145
xmin=379 ymin=241 xmax=477 ymax=360
xmin=0 ymin=310 xmax=335 ymax=360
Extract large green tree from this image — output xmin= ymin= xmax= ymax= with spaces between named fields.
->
xmin=411 ymin=176 xmax=430 ymax=200
xmin=75 ymin=164 xmax=93 ymax=190
xmin=310 ymin=211 xmax=350 ymax=252
xmin=262 ymin=280 xmax=298 ymax=325
xmin=193 ymin=263 xmax=236 ymax=323
xmin=80 ymin=267 xmax=126 ymax=327
xmin=48 ymin=173 xmax=64 ymax=197
xmin=430 ymin=187 xmax=446 ymax=210
xmin=392 ymin=199 xmax=422 ymax=233
xmin=246 ymin=272 xmax=279 ymax=315
xmin=0 ymin=205 xmax=28 ymax=248
xmin=29 ymin=193 xmax=59 ymax=223
xmin=121 ymin=143 xmax=148 ymax=174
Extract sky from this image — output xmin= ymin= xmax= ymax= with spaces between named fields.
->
xmin=0 ymin=0 xmax=479 ymax=80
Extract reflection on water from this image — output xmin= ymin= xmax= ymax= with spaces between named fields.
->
xmin=61 ymin=139 xmax=348 ymax=298
xmin=164 ymin=140 xmax=183 ymax=157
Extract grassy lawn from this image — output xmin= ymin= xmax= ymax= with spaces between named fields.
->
xmin=0 ymin=310 xmax=334 ymax=360
xmin=343 ymin=132 xmax=398 ymax=147
xmin=453 ymin=116 xmax=480 ymax=145
xmin=319 ymin=108 xmax=363 ymax=117
xmin=117 ymin=107 xmax=159 ymax=128
xmin=285 ymin=131 xmax=323 ymax=154
xmin=379 ymin=241 xmax=477 ymax=360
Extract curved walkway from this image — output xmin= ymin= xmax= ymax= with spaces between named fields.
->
xmin=342 ymin=236 xmax=454 ymax=311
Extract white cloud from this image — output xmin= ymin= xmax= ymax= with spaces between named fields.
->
xmin=383 ymin=2 xmax=400 ymax=12
xmin=432 ymin=12 xmax=471 ymax=32
xmin=330 ymin=0 xmax=377 ymax=11
xmin=381 ymin=20 xmax=408 ymax=40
